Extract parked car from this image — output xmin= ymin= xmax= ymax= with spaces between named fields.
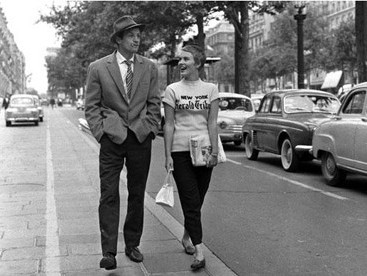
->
xmin=5 ymin=94 xmax=40 ymax=126
xmin=312 ymin=82 xmax=367 ymax=186
xmin=242 ymin=89 xmax=340 ymax=171
xmin=76 ymin=98 xmax=85 ymax=110
xmin=217 ymin=92 xmax=255 ymax=146
xmin=32 ymin=95 xmax=44 ymax=122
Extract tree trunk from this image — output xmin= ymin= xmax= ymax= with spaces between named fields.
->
xmin=356 ymin=1 xmax=367 ymax=83
xmin=196 ymin=14 xmax=205 ymax=50
xmin=196 ymin=13 xmax=207 ymax=80
xmin=234 ymin=2 xmax=250 ymax=96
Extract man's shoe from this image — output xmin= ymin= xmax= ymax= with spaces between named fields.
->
xmin=125 ymin=247 xmax=144 ymax=262
xmin=191 ymin=258 xmax=206 ymax=271
xmin=99 ymin=253 xmax=116 ymax=270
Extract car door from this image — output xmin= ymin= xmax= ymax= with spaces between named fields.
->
xmin=335 ymin=90 xmax=366 ymax=168
xmin=353 ymin=90 xmax=367 ymax=171
xmin=254 ymin=95 xmax=272 ymax=150
xmin=262 ymin=96 xmax=282 ymax=152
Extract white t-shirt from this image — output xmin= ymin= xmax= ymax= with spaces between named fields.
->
xmin=163 ymin=79 xmax=219 ymax=152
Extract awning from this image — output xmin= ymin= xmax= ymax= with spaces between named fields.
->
xmin=321 ymin=71 xmax=343 ymax=89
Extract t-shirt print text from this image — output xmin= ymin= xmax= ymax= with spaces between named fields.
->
xmin=175 ymin=95 xmax=210 ymax=110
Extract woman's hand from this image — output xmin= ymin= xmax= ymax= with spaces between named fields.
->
xmin=206 ymin=154 xmax=218 ymax=168
xmin=165 ymin=156 xmax=174 ymax=172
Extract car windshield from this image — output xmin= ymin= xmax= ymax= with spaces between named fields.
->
xmin=219 ymin=97 xmax=253 ymax=112
xmin=10 ymin=97 xmax=34 ymax=106
xmin=284 ymin=95 xmax=340 ymax=114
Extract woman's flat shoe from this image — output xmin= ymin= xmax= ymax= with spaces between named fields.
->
xmin=191 ymin=258 xmax=206 ymax=271
xmin=181 ymin=240 xmax=195 ymax=255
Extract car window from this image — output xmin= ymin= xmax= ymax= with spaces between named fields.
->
xmin=284 ymin=95 xmax=340 ymax=114
xmin=270 ymin=97 xmax=281 ymax=113
xmin=253 ymin=99 xmax=261 ymax=111
xmin=10 ymin=97 xmax=34 ymax=106
xmin=342 ymin=90 xmax=366 ymax=114
xmin=259 ymin=96 xmax=271 ymax=113
xmin=219 ymin=97 xmax=252 ymax=111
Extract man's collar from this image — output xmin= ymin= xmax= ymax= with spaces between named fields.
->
xmin=116 ymin=51 xmax=134 ymax=64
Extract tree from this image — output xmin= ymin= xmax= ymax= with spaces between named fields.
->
xmin=213 ymin=1 xmax=286 ymax=96
xmin=355 ymin=1 xmax=367 ymax=82
xmin=330 ymin=20 xmax=357 ymax=73
xmin=250 ymin=3 xmax=335 ymax=88
xmin=213 ymin=44 xmax=235 ymax=87
xmin=40 ymin=1 xmax=287 ymax=97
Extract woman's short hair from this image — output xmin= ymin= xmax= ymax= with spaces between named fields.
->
xmin=181 ymin=44 xmax=206 ymax=70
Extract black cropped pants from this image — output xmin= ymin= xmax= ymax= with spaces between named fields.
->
xmin=171 ymin=151 xmax=213 ymax=245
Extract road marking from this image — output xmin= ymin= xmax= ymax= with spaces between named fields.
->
xmin=226 ymin=159 xmax=349 ymax=201
xmin=45 ymin=123 xmax=61 ymax=275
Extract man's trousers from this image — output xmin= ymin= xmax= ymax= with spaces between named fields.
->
xmin=98 ymin=130 xmax=152 ymax=255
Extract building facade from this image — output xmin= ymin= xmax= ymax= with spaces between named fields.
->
xmin=0 ymin=6 xmax=25 ymax=103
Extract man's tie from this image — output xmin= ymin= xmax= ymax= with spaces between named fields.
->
xmin=125 ymin=60 xmax=133 ymax=99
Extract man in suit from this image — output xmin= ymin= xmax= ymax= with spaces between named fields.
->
xmin=85 ymin=15 xmax=161 ymax=270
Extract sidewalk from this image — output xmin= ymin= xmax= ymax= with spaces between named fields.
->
xmin=0 ymin=108 xmax=237 ymax=275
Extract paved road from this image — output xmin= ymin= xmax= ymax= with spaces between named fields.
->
xmin=2 ymin=106 xmax=367 ymax=275
xmin=65 ymin=107 xmax=367 ymax=276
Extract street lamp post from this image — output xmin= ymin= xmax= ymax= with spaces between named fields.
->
xmin=294 ymin=5 xmax=306 ymax=89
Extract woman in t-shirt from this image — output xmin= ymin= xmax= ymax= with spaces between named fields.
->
xmin=163 ymin=44 xmax=219 ymax=271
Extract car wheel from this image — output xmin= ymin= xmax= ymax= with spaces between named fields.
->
xmin=35 ymin=121 xmax=39 ymax=126
xmin=321 ymin=152 xmax=346 ymax=186
xmin=6 ymin=121 xmax=11 ymax=127
xmin=234 ymin=140 xmax=242 ymax=146
xmin=280 ymin=138 xmax=299 ymax=172
xmin=40 ymin=117 xmax=43 ymax=122
xmin=244 ymin=133 xmax=259 ymax=160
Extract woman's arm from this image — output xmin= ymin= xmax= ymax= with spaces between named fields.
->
xmin=207 ymin=99 xmax=219 ymax=167
xmin=163 ymin=103 xmax=175 ymax=172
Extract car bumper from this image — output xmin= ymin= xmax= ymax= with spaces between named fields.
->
xmin=7 ymin=117 xmax=39 ymax=122
xmin=295 ymin=145 xmax=312 ymax=152
xmin=219 ymin=131 xmax=243 ymax=142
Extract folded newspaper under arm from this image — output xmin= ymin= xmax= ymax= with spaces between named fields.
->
xmin=189 ymin=135 xmax=226 ymax=166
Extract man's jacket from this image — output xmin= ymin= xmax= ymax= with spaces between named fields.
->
xmin=85 ymin=51 xmax=161 ymax=144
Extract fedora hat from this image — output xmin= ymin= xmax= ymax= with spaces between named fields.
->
xmin=110 ymin=16 xmax=145 ymax=43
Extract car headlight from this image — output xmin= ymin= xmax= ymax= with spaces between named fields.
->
xmin=305 ymin=122 xmax=318 ymax=131
xmin=219 ymin=121 xmax=228 ymax=129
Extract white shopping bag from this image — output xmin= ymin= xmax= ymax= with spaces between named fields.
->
xmin=155 ymin=171 xmax=174 ymax=207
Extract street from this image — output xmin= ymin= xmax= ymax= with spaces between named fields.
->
xmin=1 ymin=106 xmax=367 ymax=275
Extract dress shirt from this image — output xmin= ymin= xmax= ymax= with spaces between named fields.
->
xmin=116 ymin=51 xmax=134 ymax=100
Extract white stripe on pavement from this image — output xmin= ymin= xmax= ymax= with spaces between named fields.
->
xmin=45 ymin=123 xmax=61 ymax=275
xmin=226 ymin=159 xmax=349 ymax=201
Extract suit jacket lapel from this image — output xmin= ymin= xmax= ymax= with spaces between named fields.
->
xmin=106 ymin=51 xmax=129 ymax=103
xmin=130 ymin=55 xmax=144 ymax=99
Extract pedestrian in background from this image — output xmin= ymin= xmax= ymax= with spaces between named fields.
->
xmin=2 ymin=94 xmax=10 ymax=109
xmin=50 ymin=98 xmax=55 ymax=109
xmin=85 ymin=15 xmax=161 ymax=270
xmin=163 ymin=44 xmax=219 ymax=271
